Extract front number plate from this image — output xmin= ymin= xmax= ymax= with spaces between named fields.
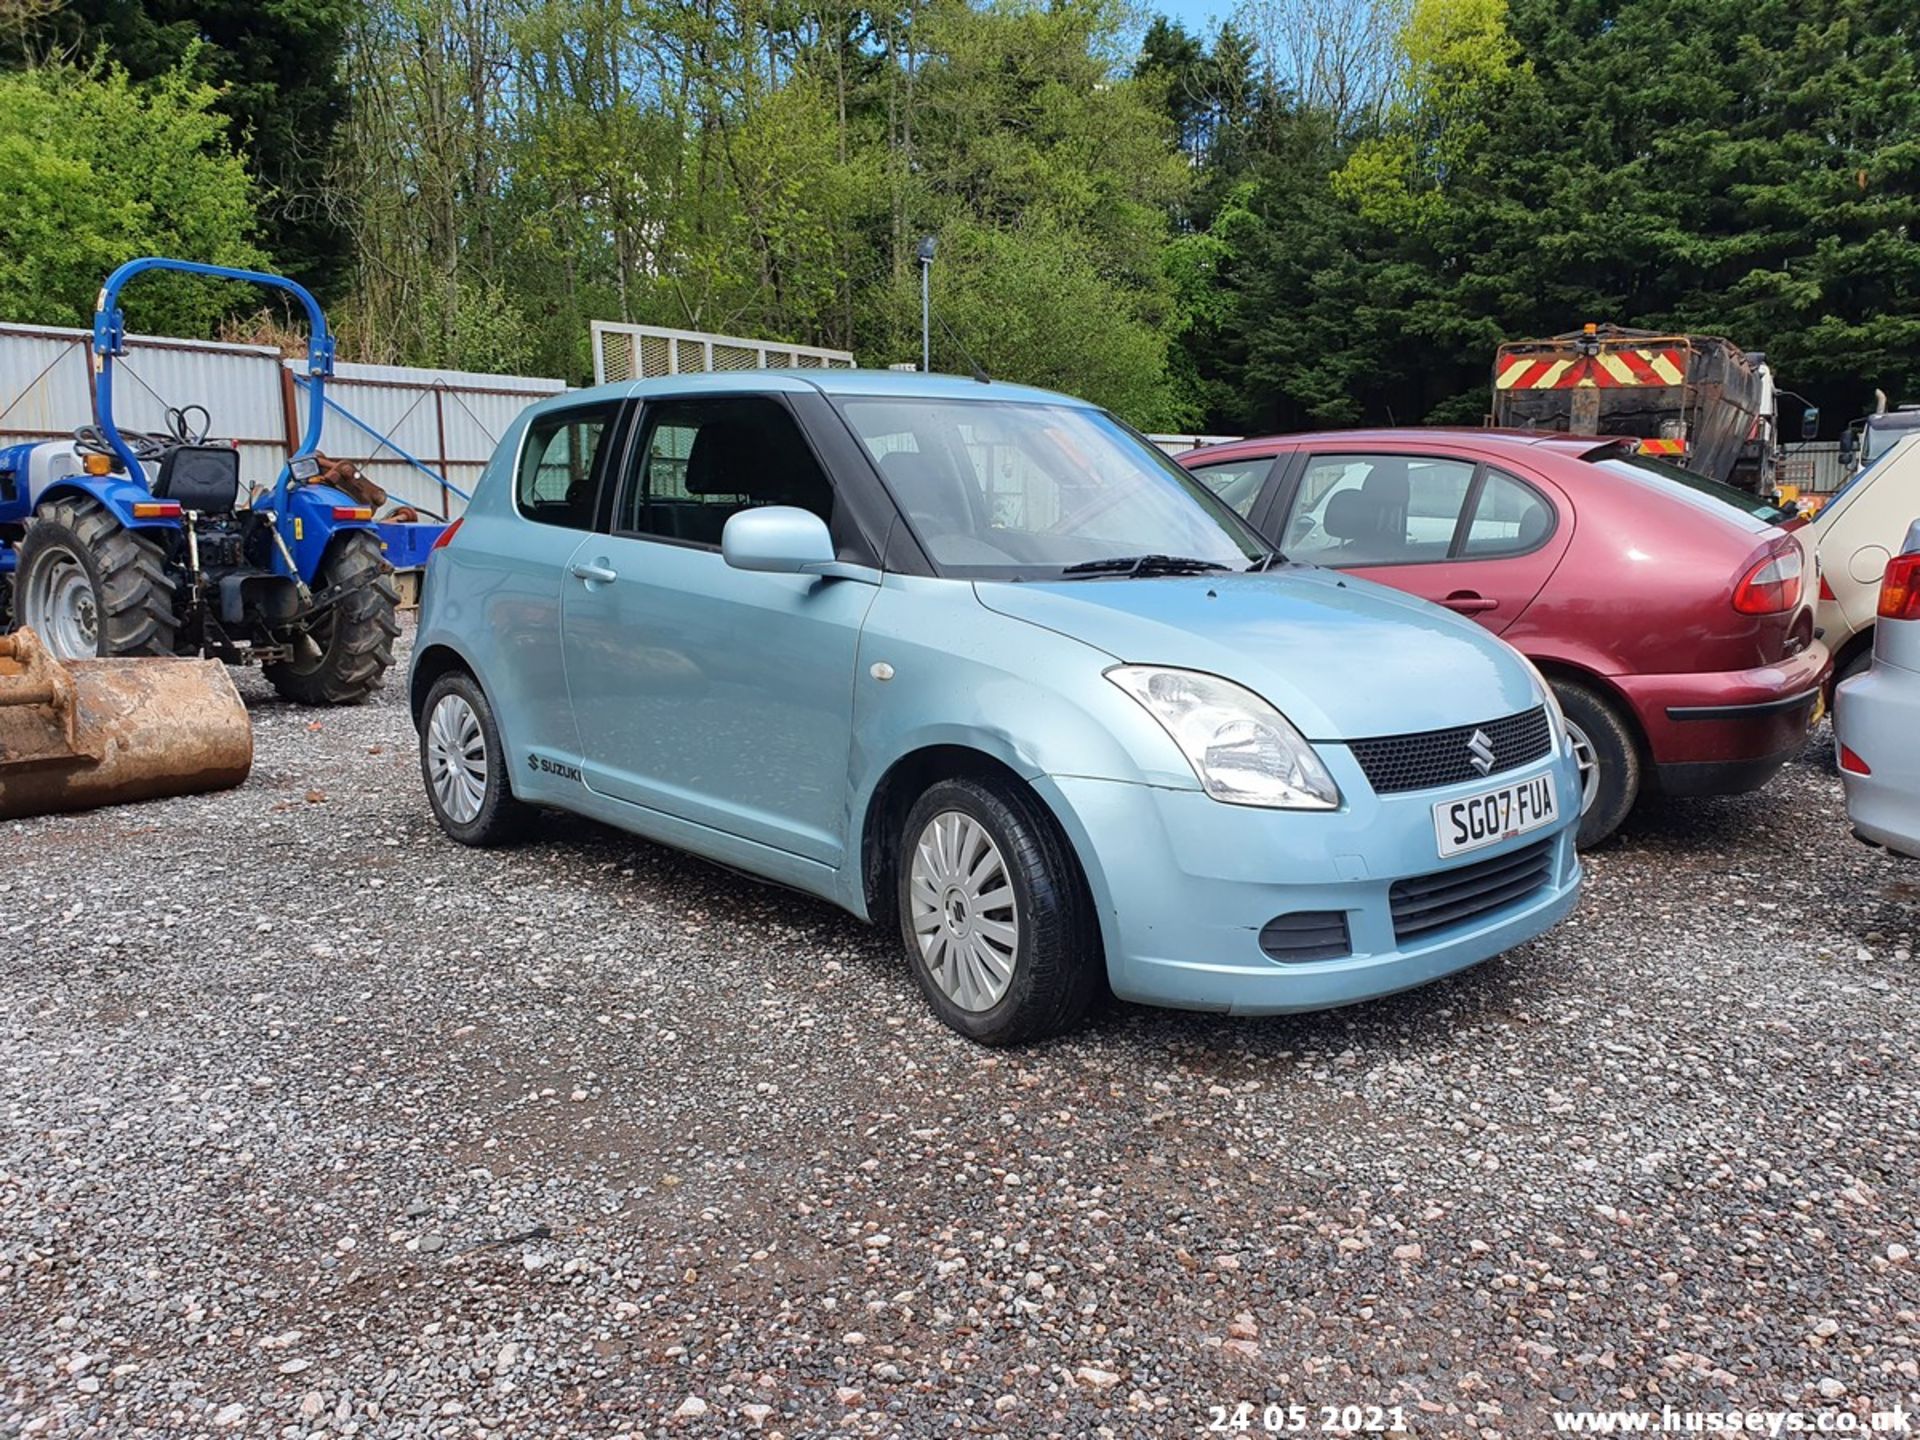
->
xmin=1433 ymin=774 xmax=1559 ymax=858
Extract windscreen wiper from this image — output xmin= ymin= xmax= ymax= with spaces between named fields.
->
xmin=1246 ymin=550 xmax=1287 ymax=572
xmin=1057 ymin=554 xmax=1233 ymax=579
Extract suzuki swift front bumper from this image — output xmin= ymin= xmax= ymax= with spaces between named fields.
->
xmin=1037 ymin=743 xmax=1584 ymax=1015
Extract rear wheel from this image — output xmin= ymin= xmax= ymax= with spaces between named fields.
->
xmin=419 ymin=671 xmax=530 ymax=846
xmin=264 ymin=530 xmax=401 ymax=705
xmin=1836 ymin=641 xmax=1874 ymax=688
xmin=1552 ymin=678 xmax=1640 ymax=847
xmin=14 ymin=495 xmax=177 ymax=658
xmin=896 ymin=776 xmax=1101 ymax=1045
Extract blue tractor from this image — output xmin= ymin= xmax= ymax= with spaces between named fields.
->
xmin=0 ymin=258 xmax=400 ymax=704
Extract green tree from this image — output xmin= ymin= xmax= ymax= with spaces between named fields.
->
xmin=1188 ymin=0 xmax=1919 ymax=434
xmin=1494 ymin=0 xmax=1920 ymax=423
xmin=17 ymin=0 xmax=356 ymax=301
xmin=867 ymin=0 xmax=1195 ymax=422
xmin=0 ymin=58 xmax=264 ymax=334
xmin=332 ymin=0 xmax=1197 ymax=421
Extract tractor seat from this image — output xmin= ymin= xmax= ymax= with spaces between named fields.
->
xmin=152 ymin=444 xmax=242 ymax=514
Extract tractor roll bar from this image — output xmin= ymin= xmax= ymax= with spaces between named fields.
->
xmin=91 ymin=257 xmax=335 ymax=499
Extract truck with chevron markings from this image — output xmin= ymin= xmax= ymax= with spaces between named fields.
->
xmin=1491 ymin=324 xmax=1779 ymax=493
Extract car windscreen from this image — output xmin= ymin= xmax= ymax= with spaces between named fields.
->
xmin=837 ymin=397 xmax=1269 ymax=578
xmin=1865 ymin=414 xmax=1920 ymax=464
xmin=1588 ymin=453 xmax=1793 ymax=527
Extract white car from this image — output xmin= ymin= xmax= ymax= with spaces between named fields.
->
xmin=1803 ymin=432 xmax=1920 ymax=687
xmin=1835 ymin=518 xmax=1920 ymax=858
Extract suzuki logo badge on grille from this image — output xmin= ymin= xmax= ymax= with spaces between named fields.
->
xmin=1467 ymin=728 xmax=1496 ymax=776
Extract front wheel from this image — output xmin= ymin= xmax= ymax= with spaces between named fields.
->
xmin=896 ymin=776 xmax=1102 ymax=1045
xmin=264 ymin=531 xmax=401 ymax=705
xmin=1552 ymin=678 xmax=1640 ymax=848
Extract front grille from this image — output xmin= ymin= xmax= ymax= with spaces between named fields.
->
xmin=1349 ymin=706 xmax=1552 ymax=795
xmin=1390 ymin=839 xmax=1554 ymax=944
xmin=1258 ymin=910 xmax=1351 ymax=963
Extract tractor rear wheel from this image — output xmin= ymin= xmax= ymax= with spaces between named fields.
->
xmin=264 ymin=531 xmax=402 ymax=705
xmin=15 ymin=495 xmax=178 ymax=659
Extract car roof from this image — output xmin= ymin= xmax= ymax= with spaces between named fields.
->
xmin=1183 ymin=428 xmax=1625 ymax=462
xmin=531 ymin=369 xmax=1093 ymax=415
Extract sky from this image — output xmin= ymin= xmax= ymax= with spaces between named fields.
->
xmin=1139 ymin=0 xmax=1231 ymax=37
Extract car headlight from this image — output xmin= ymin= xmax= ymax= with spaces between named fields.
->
xmin=1106 ymin=666 xmax=1341 ymax=810
xmin=1515 ymin=655 xmax=1569 ymax=751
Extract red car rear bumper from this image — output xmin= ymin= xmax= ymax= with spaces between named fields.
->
xmin=1611 ymin=641 xmax=1832 ymax=796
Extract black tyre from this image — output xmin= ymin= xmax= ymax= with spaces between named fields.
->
xmin=1835 ymin=641 xmax=1874 ymax=689
xmin=264 ymin=530 xmax=401 ymax=705
xmin=895 ymin=776 xmax=1101 ymax=1045
xmin=1553 ymin=678 xmax=1640 ymax=848
xmin=14 ymin=495 xmax=177 ymax=658
xmin=418 ymin=670 xmax=531 ymax=846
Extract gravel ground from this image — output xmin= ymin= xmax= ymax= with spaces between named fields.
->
xmin=2 ymin=626 xmax=1916 ymax=1439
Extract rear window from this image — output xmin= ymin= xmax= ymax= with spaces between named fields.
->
xmin=1588 ymin=453 xmax=1792 ymax=529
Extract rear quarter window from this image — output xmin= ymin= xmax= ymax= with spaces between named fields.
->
xmin=1185 ymin=457 xmax=1272 ymax=518
xmin=516 ymin=403 xmax=620 ymax=530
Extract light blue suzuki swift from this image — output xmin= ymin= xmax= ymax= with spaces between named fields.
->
xmin=411 ymin=372 xmax=1582 ymax=1043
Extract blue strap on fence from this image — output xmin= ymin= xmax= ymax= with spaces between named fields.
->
xmin=290 ymin=374 xmax=473 ymax=502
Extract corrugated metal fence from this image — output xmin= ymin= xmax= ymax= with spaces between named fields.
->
xmin=287 ymin=358 xmax=566 ymax=516
xmin=1777 ymin=441 xmax=1849 ymax=495
xmin=0 ymin=322 xmax=565 ymax=519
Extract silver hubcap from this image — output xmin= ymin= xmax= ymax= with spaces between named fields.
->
xmin=23 ymin=544 xmax=99 ymax=658
xmin=909 ymin=810 xmax=1019 ymax=1013
xmin=426 ymin=693 xmax=487 ymax=824
xmin=1566 ymin=718 xmax=1599 ymax=815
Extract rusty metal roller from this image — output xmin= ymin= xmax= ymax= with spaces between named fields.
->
xmin=0 ymin=628 xmax=252 ymax=820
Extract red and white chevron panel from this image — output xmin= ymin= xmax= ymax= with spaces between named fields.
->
xmin=1495 ymin=347 xmax=1687 ymax=391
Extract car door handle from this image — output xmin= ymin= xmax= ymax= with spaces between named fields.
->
xmin=569 ymin=560 xmax=618 ymax=585
xmin=1441 ymin=590 xmax=1499 ymax=614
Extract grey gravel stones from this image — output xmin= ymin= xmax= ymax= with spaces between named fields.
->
xmin=1 ymin=627 xmax=1915 ymax=1435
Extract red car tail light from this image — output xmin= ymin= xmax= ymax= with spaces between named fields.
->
xmin=1879 ymin=551 xmax=1920 ymax=620
xmin=432 ymin=517 xmax=463 ymax=550
xmin=1819 ymin=573 xmax=1836 ymax=602
xmin=1839 ymin=744 xmax=1872 ymax=775
xmin=1732 ymin=545 xmax=1803 ymax=615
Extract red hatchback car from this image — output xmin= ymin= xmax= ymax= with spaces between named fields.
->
xmin=1178 ymin=431 xmax=1830 ymax=844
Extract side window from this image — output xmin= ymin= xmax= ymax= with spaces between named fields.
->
xmin=516 ymin=404 xmax=617 ymax=530
xmin=1187 ymin=459 xmax=1272 ymax=518
xmin=617 ymin=395 xmax=833 ymax=549
xmin=1282 ymin=453 xmax=1477 ymax=566
xmin=1462 ymin=469 xmax=1555 ymax=557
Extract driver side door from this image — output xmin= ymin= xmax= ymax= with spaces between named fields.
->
xmin=559 ymin=392 xmax=879 ymax=868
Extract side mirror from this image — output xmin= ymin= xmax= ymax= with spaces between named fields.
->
xmin=721 ymin=506 xmax=879 ymax=584
xmin=1801 ymin=406 xmax=1820 ymax=441
xmin=1840 ymin=428 xmax=1859 ymax=464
